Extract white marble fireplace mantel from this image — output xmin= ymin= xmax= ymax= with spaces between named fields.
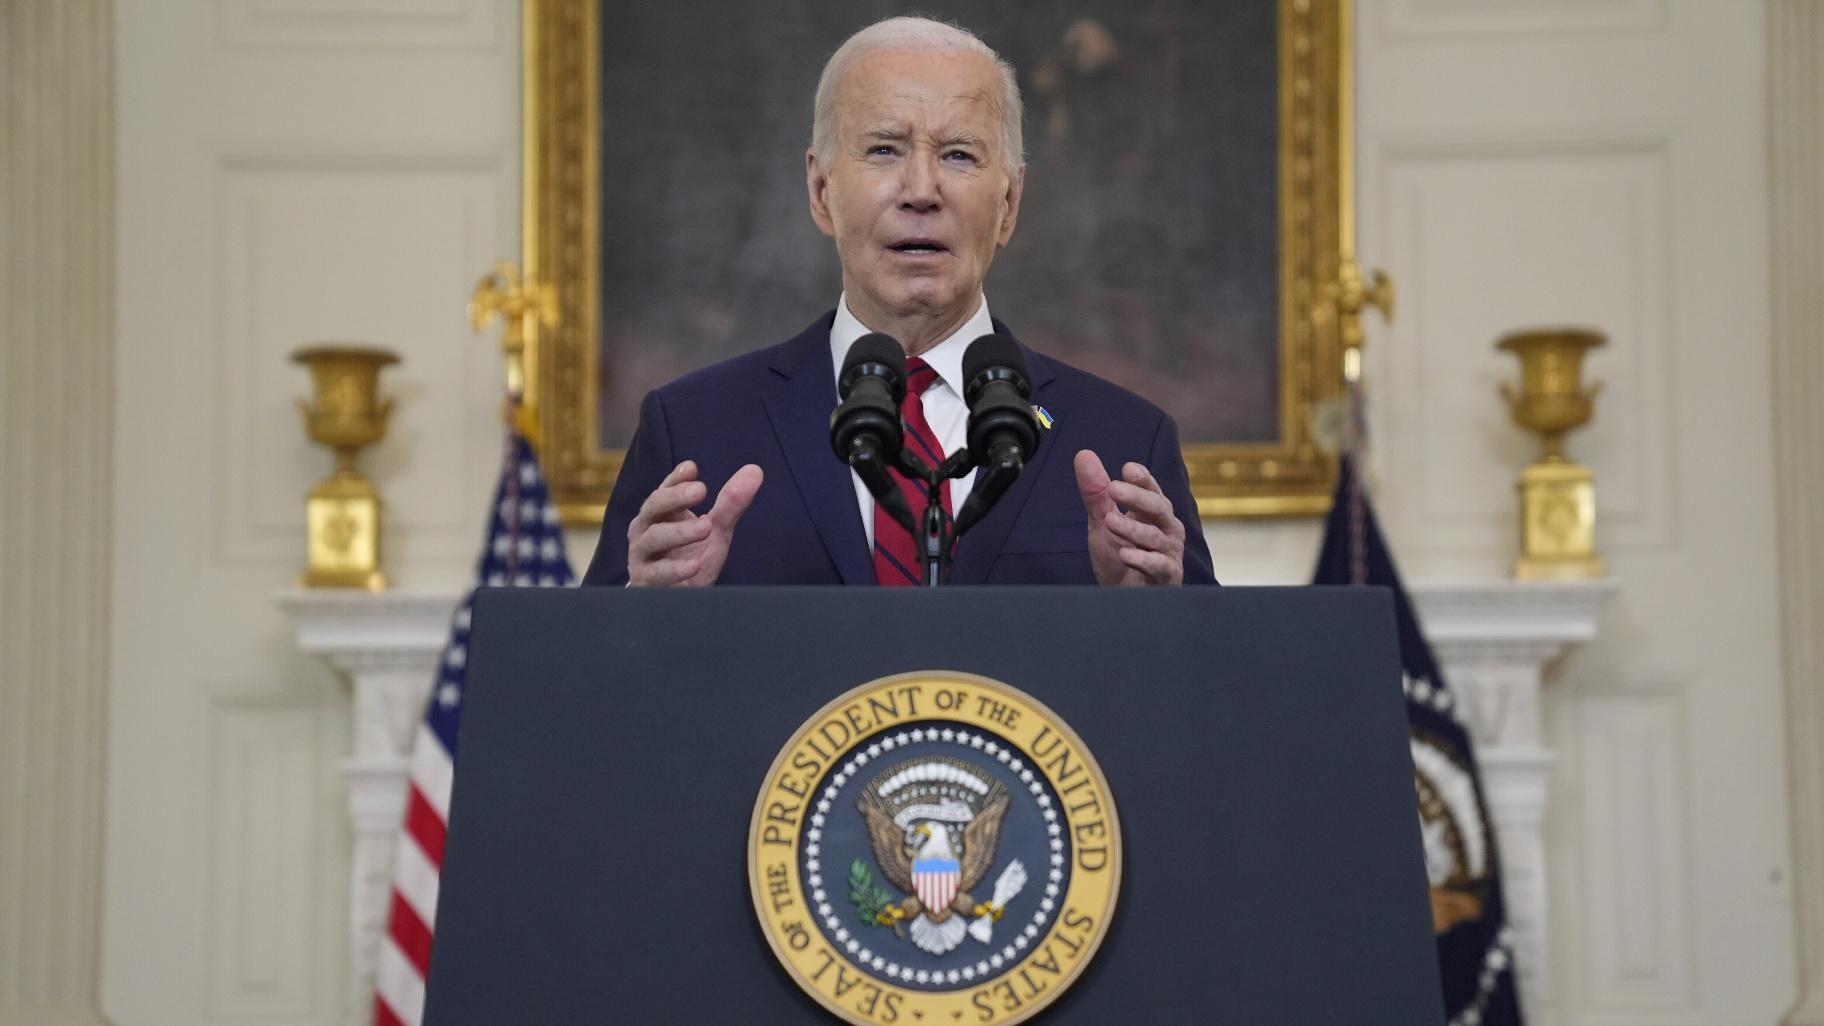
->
xmin=278 ymin=579 xmax=1612 ymax=1019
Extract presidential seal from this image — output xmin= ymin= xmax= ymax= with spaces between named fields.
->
xmin=749 ymin=672 xmax=1120 ymax=1026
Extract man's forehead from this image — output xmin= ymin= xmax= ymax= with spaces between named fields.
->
xmin=852 ymin=108 xmax=996 ymax=141
xmin=836 ymin=50 xmax=1003 ymax=122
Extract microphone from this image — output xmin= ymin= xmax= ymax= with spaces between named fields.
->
xmin=954 ymin=334 xmax=1040 ymax=535
xmin=830 ymin=333 xmax=914 ymax=531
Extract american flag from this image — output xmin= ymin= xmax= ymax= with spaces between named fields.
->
xmin=373 ymin=424 xmax=573 ymax=1026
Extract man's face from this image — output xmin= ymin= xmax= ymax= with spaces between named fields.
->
xmin=807 ymin=48 xmax=1024 ymax=331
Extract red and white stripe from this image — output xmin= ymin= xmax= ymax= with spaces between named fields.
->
xmin=374 ymin=723 xmax=454 ymax=1026
xmin=914 ymin=867 xmax=959 ymax=916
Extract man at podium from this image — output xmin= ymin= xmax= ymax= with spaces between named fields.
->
xmin=582 ymin=17 xmax=1216 ymax=589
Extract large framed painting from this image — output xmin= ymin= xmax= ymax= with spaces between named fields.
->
xmin=524 ymin=0 xmax=1354 ymax=523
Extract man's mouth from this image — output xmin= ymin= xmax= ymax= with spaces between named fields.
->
xmin=887 ymin=238 xmax=949 ymax=255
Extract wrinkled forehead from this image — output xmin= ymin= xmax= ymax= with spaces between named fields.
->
xmin=835 ymin=50 xmax=1004 ymax=139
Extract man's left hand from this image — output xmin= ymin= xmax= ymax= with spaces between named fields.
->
xmin=1073 ymin=450 xmax=1186 ymax=587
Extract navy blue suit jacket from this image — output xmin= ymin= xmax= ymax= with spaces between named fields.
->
xmin=581 ymin=313 xmax=1217 ymax=586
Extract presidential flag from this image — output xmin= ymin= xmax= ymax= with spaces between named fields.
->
xmin=1313 ymin=456 xmax=1523 ymax=1026
xmin=373 ymin=422 xmax=573 ymax=1026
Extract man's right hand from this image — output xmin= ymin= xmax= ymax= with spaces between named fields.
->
xmin=627 ymin=460 xmax=763 ymax=587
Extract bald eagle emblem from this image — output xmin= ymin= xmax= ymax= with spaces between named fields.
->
xmin=851 ymin=756 xmax=1029 ymax=956
xmin=1411 ymin=728 xmax=1492 ymax=934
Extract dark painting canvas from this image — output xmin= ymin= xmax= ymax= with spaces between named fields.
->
xmin=596 ymin=3 xmax=1278 ymax=449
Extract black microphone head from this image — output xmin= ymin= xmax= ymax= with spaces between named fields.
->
xmin=839 ymin=333 xmax=907 ymax=400
xmin=962 ymin=333 xmax=1030 ymax=404
xmin=831 ymin=332 xmax=907 ymax=466
xmin=961 ymin=333 xmax=1039 ymax=469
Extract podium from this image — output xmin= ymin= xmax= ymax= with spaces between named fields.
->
xmin=423 ymin=586 xmax=1444 ymax=1025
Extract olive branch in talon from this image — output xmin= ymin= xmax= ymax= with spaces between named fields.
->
xmin=849 ymin=859 xmax=910 ymax=937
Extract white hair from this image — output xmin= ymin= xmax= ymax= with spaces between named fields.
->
xmin=811 ymin=16 xmax=1026 ymax=172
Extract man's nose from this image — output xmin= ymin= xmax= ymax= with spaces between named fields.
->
xmin=897 ymin=151 xmax=941 ymax=212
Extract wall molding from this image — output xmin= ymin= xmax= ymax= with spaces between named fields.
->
xmin=0 ymin=2 xmax=113 ymax=1022
xmin=214 ymin=0 xmax=503 ymax=52
xmin=1575 ymin=694 xmax=1697 ymax=1010
xmin=1378 ymin=0 xmax=1667 ymax=41
xmin=1772 ymin=3 xmax=1824 ymax=1023
xmin=205 ymin=696 xmax=324 ymax=1019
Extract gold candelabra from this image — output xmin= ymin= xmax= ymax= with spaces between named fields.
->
xmin=1498 ymin=328 xmax=1607 ymax=580
xmin=293 ymin=345 xmax=399 ymax=590
xmin=1333 ymin=259 xmax=1396 ymax=385
xmin=469 ymin=261 xmax=557 ymax=439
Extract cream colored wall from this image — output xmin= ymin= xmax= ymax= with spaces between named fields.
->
xmin=1351 ymin=3 xmax=1795 ymax=1024
xmin=107 ymin=1 xmax=519 ymax=1023
xmin=82 ymin=1 xmax=1797 ymax=1024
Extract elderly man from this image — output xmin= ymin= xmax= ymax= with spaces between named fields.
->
xmin=582 ymin=16 xmax=1216 ymax=587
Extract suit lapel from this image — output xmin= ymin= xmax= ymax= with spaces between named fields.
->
xmin=948 ymin=334 xmax=1061 ymax=585
xmin=762 ymin=314 xmax=874 ymax=585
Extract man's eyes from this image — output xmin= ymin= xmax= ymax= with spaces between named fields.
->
xmin=862 ymin=145 xmax=979 ymax=163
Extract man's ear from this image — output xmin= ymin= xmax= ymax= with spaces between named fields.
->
xmin=806 ymin=149 xmax=836 ymax=239
xmin=996 ymin=166 xmax=1025 ymax=247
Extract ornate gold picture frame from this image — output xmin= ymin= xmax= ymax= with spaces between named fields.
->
xmin=523 ymin=0 xmax=1361 ymax=524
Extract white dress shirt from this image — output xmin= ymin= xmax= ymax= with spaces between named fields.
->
xmin=829 ymin=293 xmax=992 ymax=548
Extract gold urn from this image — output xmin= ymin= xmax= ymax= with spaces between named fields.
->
xmin=293 ymin=345 xmax=399 ymax=590
xmin=1497 ymin=328 xmax=1607 ymax=580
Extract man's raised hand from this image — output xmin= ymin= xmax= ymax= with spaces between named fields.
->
xmin=626 ymin=460 xmax=763 ymax=587
xmin=1072 ymin=450 xmax=1186 ymax=587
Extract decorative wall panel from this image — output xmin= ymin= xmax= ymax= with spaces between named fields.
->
xmin=1572 ymin=694 xmax=1696 ymax=1011
xmin=1374 ymin=140 xmax=1675 ymax=556
xmin=206 ymin=699 xmax=324 ymax=1018
xmin=1379 ymin=0 xmax=1665 ymax=40
xmin=214 ymin=156 xmax=509 ymax=565
xmin=216 ymin=0 xmax=500 ymax=50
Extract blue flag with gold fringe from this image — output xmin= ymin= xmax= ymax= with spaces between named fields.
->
xmin=1313 ymin=456 xmax=1523 ymax=1026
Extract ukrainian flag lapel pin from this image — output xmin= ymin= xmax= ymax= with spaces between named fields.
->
xmin=1031 ymin=404 xmax=1055 ymax=430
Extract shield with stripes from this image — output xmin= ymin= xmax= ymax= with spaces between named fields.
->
xmin=912 ymin=854 xmax=961 ymax=916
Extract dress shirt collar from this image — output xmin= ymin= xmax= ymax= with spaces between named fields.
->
xmin=828 ymin=293 xmax=993 ymax=398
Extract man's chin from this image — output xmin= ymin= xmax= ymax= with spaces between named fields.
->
xmin=875 ymin=281 xmax=969 ymax=318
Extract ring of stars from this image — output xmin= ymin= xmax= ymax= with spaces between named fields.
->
xmin=803 ymin=725 xmax=1068 ymax=988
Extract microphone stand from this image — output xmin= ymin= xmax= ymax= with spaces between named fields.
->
xmin=893 ymin=447 xmax=976 ymax=587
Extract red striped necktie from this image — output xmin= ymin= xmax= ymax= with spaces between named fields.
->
xmin=873 ymin=357 xmax=952 ymax=586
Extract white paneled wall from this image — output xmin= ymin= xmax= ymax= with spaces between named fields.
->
xmin=1355 ymin=2 xmax=1794 ymax=1024
xmin=99 ymin=2 xmax=1797 ymax=1025
xmin=1373 ymin=139 xmax=1676 ymax=555
xmin=1571 ymin=695 xmax=1696 ymax=1011
xmin=214 ymin=158 xmax=509 ymax=564
xmin=1379 ymin=0 xmax=1666 ymax=38
xmin=108 ymin=2 xmax=519 ymax=1023
xmin=203 ymin=699 xmax=329 ymax=1019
